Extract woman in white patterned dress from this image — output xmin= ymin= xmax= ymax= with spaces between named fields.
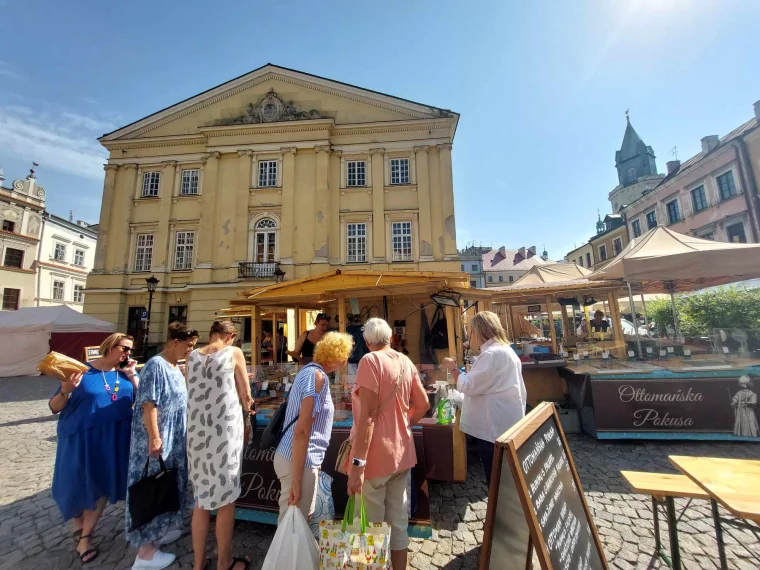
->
xmin=186 ymin=321 xmax=253 ymax=570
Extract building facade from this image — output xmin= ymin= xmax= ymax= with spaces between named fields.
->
xmin=565 ymin=242 xmax=595 ymax=270
xmin=624 ymin=101 xmax=760 ymax=244
xmin=36 ymin=213 xmax=97 ymax=311
xmin=482 ymin=246 xmax=552 ymax=286
xmin=85 ymin=64 xmax=460 ymax=347
xmin=0 ymin=172 xmax=45 ymax=310
xmin=458 ymin=244 xmax=488 ymax=288
xmin=587 ymin=214 xmax=628 ymax=269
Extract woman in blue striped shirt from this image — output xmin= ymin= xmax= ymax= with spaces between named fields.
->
xmin=274 ymin=331 xmax=354 ymax=522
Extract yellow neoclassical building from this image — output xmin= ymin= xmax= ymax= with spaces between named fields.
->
xmin=85 ymin=64 xmax=460 ymax=349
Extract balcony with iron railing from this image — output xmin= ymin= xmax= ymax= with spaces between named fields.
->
xmin=237 ymin=261 xmax=285 ymax=281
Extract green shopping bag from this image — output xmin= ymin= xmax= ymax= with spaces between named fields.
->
xmin=318 ymin=495 xmax=391 ymax=569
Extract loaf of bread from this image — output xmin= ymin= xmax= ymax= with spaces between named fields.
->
xmin=38 ymin=351 xmax=89 ymax=381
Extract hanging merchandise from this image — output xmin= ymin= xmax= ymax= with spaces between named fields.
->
xmin=346 ymin=317 xmax=369 ymax=364
xmin=429 ymin=305 xmax=450 ymax=350
xmin=418 ymin=304 xmax=437 ymax=365
xmin=391 ymin=320 xmax=408 ymax=355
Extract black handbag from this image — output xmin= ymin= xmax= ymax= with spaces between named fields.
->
xmin=258 ymin=399 xmax=299 ymax=450
xmin=127 ymin=456 xmax=180 ymax=531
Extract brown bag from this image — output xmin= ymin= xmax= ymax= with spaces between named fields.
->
xmin=38 ymin=351 xmax=89 ymax=382
xmin=336 ymin=355 xmax=406 ymax=475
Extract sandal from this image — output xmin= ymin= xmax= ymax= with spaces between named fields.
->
xmin=76 ymin=534 xmax=99 ymax=564
xmin=228 ymin=558 xmax=251 ymax=570
xmin=72 ymin=528 xmax=82 ymax=543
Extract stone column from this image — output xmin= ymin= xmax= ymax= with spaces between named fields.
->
xmin=313 ymin=145 xmax=330 ymax=264
xmin=370 ymin=148 xmax=386 ymax=262
xmin=235 ymin=150 xmax=254 ymax=264
xmin=438 ymin=143 xmax=457 ymax=259
xmin=328 ymin=151 xmax=341 ymax=265
xmin=428 ymin=146 xmax=444 ymax=261
xmin=194 ymin=152 xmax=220 ymax=283
xmin=153 ymin=160 xmax=177 ymax=272
xmin=93 ymin=164 xmax=118 ymax=273
xmin=414 ymin=146 xmax=434 ymax=262
xmin=279 ymin=147 xmax=297 ymax=266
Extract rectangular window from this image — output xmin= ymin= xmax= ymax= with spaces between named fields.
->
xmin=347 ymin=161 xmax=366 ymax=187
xmin=691 ymin=185 xmax=707 ymax=213
xmin=666 ymin=199 xmax=681 ymax=224
xmin=180 ymin=169 xmax=200 ymax=195
xmin=499 ymin=275 xmax=504 ymax=282
xmin=391 ymin=221 xmax=412 ymax=261
xmin=3 ymin=247 xmax=24 ymax=268
xmin=613 ymin=238 xmax=623 ymax=255
xmin=258 ymin=161 xmax=278 ymax=187
xmin=631 ymin=219 xmax=642 ymax=238
xmin=346 ymin=223 xmax=367 ymax=263
xmin=390 ymin=158 xmax=410 ymax=185
xmin=509 ymin=275 xmax=514 ymax=282
xmin=646 ymin=210 xmax=657 ymax=230
xmin=461 ymin=263 xmax=465 ymax=271
xmin=73 ymin=284 xmax=84 ymax=303
xmin=471 ymin=264 xmax=478 ymax=271
xmin=701 ymin=232 xmax=714 ymax=240
xmin=2 ymin=220 xmax=15 ymax=232
xmin=54 ymin=243 xmax=66 ymax=262
xmin=599 ymin=245 xmax=607 ymax=262
xmin=174 ymin=231 xmax=195 ymax=270
xmin=142 ymin=172 xmax=160 ymax=197
xmin=134 ymin=234 xmax=154 ymax=272
xmin=717 ymin=171 xmax=737 ymax=201
xmin=2 ymin=288 xmax=20 ymax=310
xmin=586 ymin=253 xmax=591 ymax=267
xmin=470 ymin=280 xmax=477 ymax=287
xmin=578 ymin=257 xmax=583 ymax=267
xmin=53 ymin=280 xmax=64 ymax=301
xmin=488 ymin=275 xmax=493 ymax=282
xmin=726 ymin=222 xmax=747 ymax=243
xmin=169 ymin=305 xmax=188 ymax=325
xmin=74 ymin=249 xmax=85 ymax=267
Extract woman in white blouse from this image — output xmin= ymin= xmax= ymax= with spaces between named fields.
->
xmin=443 ymin=311 xmax=526 ymax=487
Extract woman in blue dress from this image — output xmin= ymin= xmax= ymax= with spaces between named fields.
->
xmin=126 ymin=322 xmax=198 ymax=570
xmin=50 ymin=333 xmax=139 ymax=564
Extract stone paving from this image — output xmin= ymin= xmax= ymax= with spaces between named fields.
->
xmin=1 ymin=375 xmax=759 ymax=569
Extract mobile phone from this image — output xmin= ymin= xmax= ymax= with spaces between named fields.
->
xmin=119 ymin=358 xmax=130 ymax=368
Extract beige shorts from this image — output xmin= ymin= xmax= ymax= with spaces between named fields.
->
xmin=363 ymin=470 xmax=410 ymax=551
xmin=273 ymin=453 xmax=319 ymax=524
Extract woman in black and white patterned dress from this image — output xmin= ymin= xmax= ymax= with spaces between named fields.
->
xmin=186 ymin=321 xmax=253 ymax=570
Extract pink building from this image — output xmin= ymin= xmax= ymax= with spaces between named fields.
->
xmin=624 ymin=102 xmax=760 ymax=244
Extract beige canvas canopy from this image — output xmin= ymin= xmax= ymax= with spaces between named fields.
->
xmin=510 ymin=262 xmax=591 ymax=286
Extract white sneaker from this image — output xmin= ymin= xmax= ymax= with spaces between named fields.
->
xmin=132 ymin=550 xmax=176 ymax=570
xmin=157 ymin=529 xmax=182 ymax=545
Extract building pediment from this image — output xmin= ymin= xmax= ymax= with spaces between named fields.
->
xmin=214 ymin=89 xmax=330 ymax=126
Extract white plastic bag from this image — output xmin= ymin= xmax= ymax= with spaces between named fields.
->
xmin=262 ymin=505 xmax=319 ymax=570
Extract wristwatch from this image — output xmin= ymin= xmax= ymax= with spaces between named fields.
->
xmin=352 ymin=458 xmax=367 ymax=467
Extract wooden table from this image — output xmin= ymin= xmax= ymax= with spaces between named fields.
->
xmin=669 ymin=456 xmax=760 ymax=569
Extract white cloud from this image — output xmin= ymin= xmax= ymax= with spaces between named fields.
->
xmin=0 ymin=104 xmax=109 ymax=181
xmin=0 ymin=60 xmax=20 ymax=80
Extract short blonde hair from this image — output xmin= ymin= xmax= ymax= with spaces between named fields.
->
xmin=100 ymin=333 xmax=134 ymax=356
xmin=469 ymin=311 xmax=510 ymax=345
xmin=313 ymin=332 xmax=354 ymax=366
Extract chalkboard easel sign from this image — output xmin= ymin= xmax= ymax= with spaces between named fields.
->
xmin=83 ymin=346 xmax=101 ymax=362
xmin=480 ymin=401 xmax=608 ymax=570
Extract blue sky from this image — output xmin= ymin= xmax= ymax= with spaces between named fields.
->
xmin=1 ymin=0 xmax=759 ymax=259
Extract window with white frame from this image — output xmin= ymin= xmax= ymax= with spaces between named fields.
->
xmin=390 ymin=158 xmax=410 ymax=185
xmin=598 ymin=244 xmax=607 ymax=262
xmin=254 ymin=218 xmax=277 ymax=263
xmin=180 ymin=169 xmax=199 ymax=195
xmin=631 ymin=219 xmax=642 ymax=238
xmin=471 ymin=264 xmax=478 ymax=271
xmin=347 ymin=161 xmax=366 ymax=187
xmin=74 ymin=249 xmax=85 ymax=267
xmin=346 ymin=223 xmax=367 ymax=263
xmin=499 ymin=276 xmax=504 ymax=282
xmin=717 ymin=171 xmax=737 ymax=201
xmin=73 ymin=284 xmax=84 ymax=303
xmin=258 ymin=161 xmax=278 ymax=187
xmin=54 ymin=243 xmax=66 ymax=262
xmin=666 ymin=199 xmax=681 ymax=224
xmin=142 ymin=172 xmax=160 ymax=197
xmin=53 ymin=280 xmax=64 ymax=301
xmin=509 ymin=275 xmax=514 ymax=282
xmin=174 ymin=231 xmax=195 ymax=270
xmin=391 ymin=221 xmax=413 ymax=261
xmin=613 ymin=237 xmax=623 ymax=255
xmin=691 ymin=185 xmax=708 ymax=212
xmin=488 ymin=275 xmax=493 ymax=282
xmin=646 ymin=210 xmax=657 ymax=230
xmin=134 ymin=234 xmax=154 ymax=272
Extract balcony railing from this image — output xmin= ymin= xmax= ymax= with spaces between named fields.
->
xmin=238 ymin=261 xmax=282 ymax=280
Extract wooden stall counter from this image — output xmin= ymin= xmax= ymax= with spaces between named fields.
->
xmin=521 ymin=361 xmax=568 ymax=408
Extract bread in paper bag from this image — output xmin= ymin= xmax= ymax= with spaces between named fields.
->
xmin=38 ymin=351 xmax=89 ymax=381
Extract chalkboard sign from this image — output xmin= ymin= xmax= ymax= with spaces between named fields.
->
xmin=481 ymin=402 xmax=608 ymax=570
xmin=83 ymin=346 xmax=100 ymax=362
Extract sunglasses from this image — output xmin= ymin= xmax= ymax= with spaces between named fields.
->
xmin=117 ymin=345 xmax=133 ymax=352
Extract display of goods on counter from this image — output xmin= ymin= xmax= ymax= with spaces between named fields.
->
xmin=519 ymin=355 xmax=534 ymax=363
xmin=532 ymin=352 xmax=566 ymax=362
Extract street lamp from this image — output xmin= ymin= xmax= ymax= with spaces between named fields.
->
xmin=143 ymin=275 xmax=159 ymax=362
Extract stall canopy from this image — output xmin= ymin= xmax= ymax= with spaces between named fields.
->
xmin=510 ymin=262 xmax=591 ymax=287
xmin=0 ymin=306 xmax=116 ymax=377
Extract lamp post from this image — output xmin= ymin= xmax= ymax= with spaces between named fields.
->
xmin=143 ymin=275 xmax=159 ymax=362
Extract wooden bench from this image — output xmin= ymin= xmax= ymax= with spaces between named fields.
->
xmin=621 ymin=471 xmax=710 ymax=570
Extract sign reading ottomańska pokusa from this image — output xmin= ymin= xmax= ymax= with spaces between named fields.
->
xmin=592 ymin=376 xmax=760 ymax=438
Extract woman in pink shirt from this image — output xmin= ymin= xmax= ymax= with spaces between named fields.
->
xmin=347 ymin=318 xmax=430 ymax=570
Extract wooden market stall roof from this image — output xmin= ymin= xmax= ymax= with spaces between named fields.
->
xmin=487 ymin=277 xmax=625 ymax=305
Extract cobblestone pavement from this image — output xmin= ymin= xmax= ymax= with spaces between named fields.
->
xmin=2 ymin=376 xmax=759 ymax=569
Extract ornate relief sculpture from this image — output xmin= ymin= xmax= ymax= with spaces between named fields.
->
xmin=215 ymin=89 xmax=329 ymax=125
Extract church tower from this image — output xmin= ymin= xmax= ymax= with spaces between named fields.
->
xmin=615 ymin=113 xmax=658 ymax=187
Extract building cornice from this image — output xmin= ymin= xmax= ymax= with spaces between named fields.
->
xmin=0 ymin=228 xmax=40 ymax=243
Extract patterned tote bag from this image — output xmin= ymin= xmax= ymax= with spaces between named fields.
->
xmin=318 ymin=495 xmax=391 ymax=569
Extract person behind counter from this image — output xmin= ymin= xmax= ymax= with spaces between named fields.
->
xmin=288 ymin=313 xmax=331 ymax=364
xmin=590 ymin=310 xmax=610 ymax=334
xmin=347 ymin=318 xmax=431 ymax=570
xmin=126 ymin=323 xmax=199 ymax=570
xmin=442 ymin=311 xmax=526 ymax=488
xmin=49 ymin=333 xmax=138 ymax=564
xmin=187 ymin=320 xmax=253 ymax=570
xmin=274 ymin=331 xmax=354 ymax=523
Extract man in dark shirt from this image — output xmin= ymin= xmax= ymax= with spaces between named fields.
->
xmin=590 ymin=310 xmax=611 ymax=333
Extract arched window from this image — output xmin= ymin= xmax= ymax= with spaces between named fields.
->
xmin=627 ymin=167 xmax=637 ymax=183
xmin=253 ymin=217 xmax=278 ymax=262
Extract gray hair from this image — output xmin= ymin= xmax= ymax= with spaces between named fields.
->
xmin=363 ymin=318 xmax=393 ymax=346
